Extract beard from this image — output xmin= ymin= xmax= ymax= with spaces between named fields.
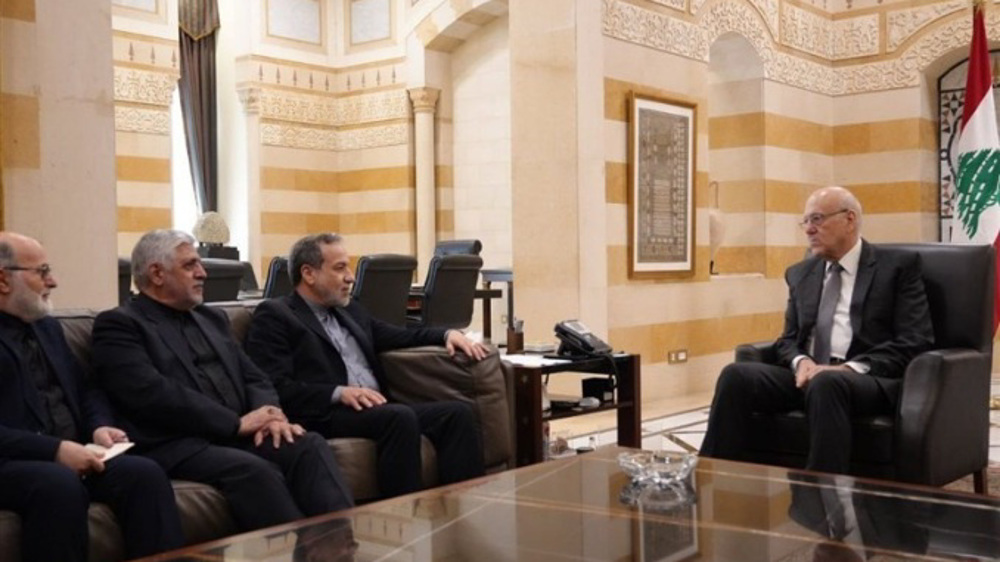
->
xmin=10 ymin=286 xmax=52 ymax=322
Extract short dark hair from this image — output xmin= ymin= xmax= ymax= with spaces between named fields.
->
xmin=289 ymin=233 xmax=343 ymax=287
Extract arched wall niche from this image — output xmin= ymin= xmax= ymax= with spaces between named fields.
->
xmin=707 ymin=32 xmax=766 ymax=276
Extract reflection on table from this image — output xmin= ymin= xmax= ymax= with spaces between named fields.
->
xmin=139 ymin=447 xmax=1000 ymax=562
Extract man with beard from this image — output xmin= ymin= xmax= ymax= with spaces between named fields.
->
xmin=246 ymin=233 xmax=487 ymax=498
xmin=92 ymin=229 xmax=353 ymax=533
xmin=0 ymin=232 xmax=184 ymax=561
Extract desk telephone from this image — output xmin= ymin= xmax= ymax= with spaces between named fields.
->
xmin=554 ymin=320 xmax=612 ymax=357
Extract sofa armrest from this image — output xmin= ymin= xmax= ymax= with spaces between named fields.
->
xmin=735 ymin=341 xmax=778 ymax=364
xmin=378 ymin=345 xmax=513 ymax=470
xmin=894 ymin=348 xmax=991 ymax=485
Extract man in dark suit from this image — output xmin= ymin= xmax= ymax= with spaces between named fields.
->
xmin=699 ymin=186 xmax=934 ymax=474
xmin=246 ymin=233 xmax=487 ymax=498
xmin=92 ymin=229 xmax=353 ymax=533
xmin=0 ymin=232 xmax=184 ymax=561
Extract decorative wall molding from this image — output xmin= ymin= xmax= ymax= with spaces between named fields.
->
xmin=830 ymin=14 xmax=879 ymax=60
xmin=650 ymin=0 xmax=686 ymax=12
xmin=780 ymin=4 xmax=828 ymax=58
xmin=886 ymin=1 xmax=964 ymax=53
xmin=407 ymin=87 xmax=440 ymax=113
xmin=257 ymin=88 xmax=409 ymax=126
xmin=113 ymin=67 xmax=176 ymax=106
xmin=114 ymin=106 xmax=170 ymax=135
xmin=238 ymin=87 xmax=261 ymax=115
xmin=260 ymin=122 xmax=409 ymax=151
xmin=749 ymin=0 xmax=780 ymax=38
xmin=603 ymin=0 xmax=1000 ymax=96
xmin=779 ymin=5 xmax=876 ymax=60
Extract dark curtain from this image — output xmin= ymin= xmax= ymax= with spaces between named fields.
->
xmin=178 ymin=0 xmax=220 ymax=213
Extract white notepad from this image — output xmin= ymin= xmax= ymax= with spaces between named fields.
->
xmin=84 ymin=442 xmax=134 ymax=462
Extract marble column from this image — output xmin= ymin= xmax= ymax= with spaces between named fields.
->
xmin=408 ymin=87 xmax=440 ymax=280
xmin=237 ymin=86 xmax=262 ymax=284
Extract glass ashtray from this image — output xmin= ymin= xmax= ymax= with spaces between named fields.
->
xmin=617 ymin=450 xmax=697 ymax=485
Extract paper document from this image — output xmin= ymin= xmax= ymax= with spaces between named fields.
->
xmin=502 ymin=354 xmax=570 ymax=367
xmin=84 ymin=442 xmax=134 ymax=462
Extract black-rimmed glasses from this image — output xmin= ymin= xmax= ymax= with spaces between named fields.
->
xmin=3 ymin=264 xmax=53 ymax=279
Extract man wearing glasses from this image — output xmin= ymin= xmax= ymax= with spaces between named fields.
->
xmin=0 ymin=232 xmax=184 ymax=561
xmin=699 ymin=186 xmax=934 ymax=475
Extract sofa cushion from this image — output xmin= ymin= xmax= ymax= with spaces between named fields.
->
xmin=173 ymin=481 xmax=237 ymax=545
xmin=329 ymin=437 xmax=437 ymax=501
xmin=380 ymin=346 xmax=511 ymax=469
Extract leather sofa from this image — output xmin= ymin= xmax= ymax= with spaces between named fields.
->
xmin=0 ymin=301 xmax=515 ymax=562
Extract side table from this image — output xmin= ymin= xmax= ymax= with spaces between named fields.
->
xmin=509 ymin=353 xmax=641 ymax=466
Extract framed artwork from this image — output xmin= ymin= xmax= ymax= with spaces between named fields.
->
xmin=628 ymin=93 xmax=697 ymax=279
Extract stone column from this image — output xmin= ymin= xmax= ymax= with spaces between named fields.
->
xmin=237 ymin=86 xmax=262 ymax=283
xmin=408 ymin=87 xmax=440 ymax=280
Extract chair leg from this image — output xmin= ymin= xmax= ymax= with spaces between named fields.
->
xmin=974 ymin=467 xmax=988 ymax=495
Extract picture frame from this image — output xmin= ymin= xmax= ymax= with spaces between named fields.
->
xmin=628 ymin=93 xmax=697 ymax=279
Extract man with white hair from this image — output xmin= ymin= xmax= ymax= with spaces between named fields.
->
xmin=700 ymin=187 xmax=935 ymax=474
xmin=0 ymin=232 xmax=184 ymax=561
xmin=92 ymin=229 xmax=353 ymax=533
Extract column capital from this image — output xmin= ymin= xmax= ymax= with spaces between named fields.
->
xmin=237 ymin=86 xmax=261 ymax=115
xmin=408 ymin=87 xmax=440 ymax=114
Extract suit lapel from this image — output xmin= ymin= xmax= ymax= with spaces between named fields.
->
xmin=32 ymin=325 xmax=82 ymax=425
xmin=289 ymin=293 xmax=337 ymax=348
xmin=0 ymin=333 xmax=48 ymax=427
xmin=190 ymin=309 xmax=246 ymax=406
xmin=331 ymin=307 xmax=378 ymax=367
xmin=800 ymin=258 xmax=826 ymax=330
xmin=850 ymin=240 xmax=876 ymax=332
xmin=135 ymin=297 xmax=202 ymax=385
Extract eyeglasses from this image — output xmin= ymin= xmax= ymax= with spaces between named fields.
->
xmin=3 ymin=264 xmax=53 ymax=279
xmin=799 ymin=209 xmax=849 ymax=228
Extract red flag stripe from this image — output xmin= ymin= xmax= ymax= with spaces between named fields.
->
xmin=961 ymin=6 xmax=992 ymax=131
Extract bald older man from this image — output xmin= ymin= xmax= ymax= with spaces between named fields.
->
xmin=700 ymin=187 xmax=934 ymax=474
xmin=0 ymin=233 xmax=183 ymax=561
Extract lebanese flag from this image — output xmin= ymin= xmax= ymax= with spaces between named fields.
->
xmin=952 ymin=0 xmax=1000 ymax=334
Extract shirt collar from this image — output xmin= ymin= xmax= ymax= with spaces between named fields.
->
xmin=833 ymin=238 xmax=862 ymax=276
xmin=0 ymin=311 xmax=32 ymax=340
xmin=302 ymin=294 xmax=335 ymax=322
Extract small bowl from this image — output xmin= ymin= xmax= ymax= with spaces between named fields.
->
xmin=617 ymin=451 xmax=654 ymax=479
xmin=646 ymin=451 xmax=697 ymax=485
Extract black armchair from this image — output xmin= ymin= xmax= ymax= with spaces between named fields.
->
xmin=118 ymin=257 xmax=132 ymax=305
xmin=407 ymin=254 xmax=483 ymax=330
xmin=735 ymin=243 xmax=994 ymax=493
xmin=262 ymin=256 xmax=293 ymax=299
xmin=434 ymin=239 xmax=482 ymax=257
xmin=351 ymin=254 xmax=417 ymax=326
xmin=201 ymin=258 xmax=244 ymax=302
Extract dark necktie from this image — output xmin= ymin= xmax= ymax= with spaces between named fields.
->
xmin=813 ymin=262 xmax=843 ymax=364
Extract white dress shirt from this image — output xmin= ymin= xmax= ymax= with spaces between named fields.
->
xmin=793 ymin=239 xmax=870 ymax=374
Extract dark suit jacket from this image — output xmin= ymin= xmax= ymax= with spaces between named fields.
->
xmin=92 ymin=295 xmax=280 ymax=470
xmin=245 ymin=293 xmax=448 ymax=425
xmin=0 ymin=315 xmax=114 ymax=464
xmin=774 ymin=240 xmax=934 ymax=380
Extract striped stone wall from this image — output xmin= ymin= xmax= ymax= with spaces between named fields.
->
xmin=112 ymin=31 xmax=177 ymax=258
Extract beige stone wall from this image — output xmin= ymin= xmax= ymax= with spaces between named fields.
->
xmin=112 ymin=30 xmax=177 ymax=258
xmin=2 ymin=0 xmax=118 ymax=308
xmin=246 ymin=55 xmax=414 ymax=276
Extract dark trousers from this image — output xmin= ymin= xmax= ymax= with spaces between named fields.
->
xmin=169 ymin=431 xmax=353 ymax=532
xmin=322 ymin=401 xmax=484 ymax=498
xmin=0 ymin=455 xmax=184 ymax=562
xmin=699 ymin=362 xmax=897 ymax=474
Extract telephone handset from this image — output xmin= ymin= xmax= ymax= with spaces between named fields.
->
xmin=554 ymin=320 xmax=612 ymax=357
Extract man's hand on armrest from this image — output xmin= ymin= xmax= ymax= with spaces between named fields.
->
xmin=445 ymin=330 xmax=488 ymax=361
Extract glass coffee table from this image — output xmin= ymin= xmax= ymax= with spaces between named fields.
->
xmin=139 ymin=447 xmax=1000 ymax=561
